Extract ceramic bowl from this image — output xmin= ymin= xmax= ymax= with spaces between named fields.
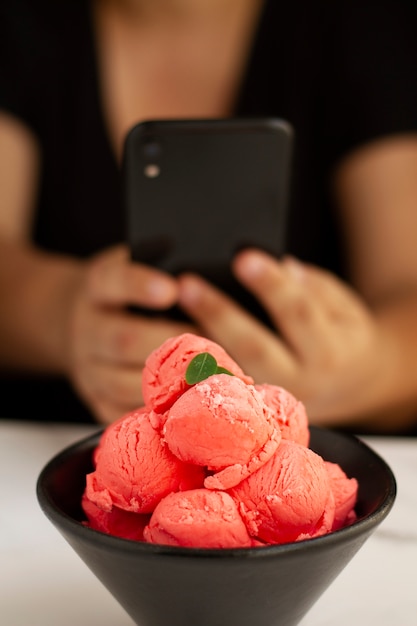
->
xmin=37 ymin=426 xmax=396 ymax=626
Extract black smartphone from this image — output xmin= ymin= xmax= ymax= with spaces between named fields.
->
xmin=123 ymin=118 xmax=293 ymax=323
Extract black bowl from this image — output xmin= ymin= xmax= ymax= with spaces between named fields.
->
xmin=37 ymin=426 xmax=396 ymax=626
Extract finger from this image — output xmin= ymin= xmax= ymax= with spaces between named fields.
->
xmin=80 ymin=308 xmax=195 ymax=366
xmin=177 ymin=272 xmax=297 ymax=381
xmin=233 ymin=250 xmax=335 ymax=361
xmin=76 ymin=360 xmax=145 ymax=415
xmin=283 ymin=256 xmax=371 ymax=323
xmin=87 ymin=245 xmax=179 ymax=309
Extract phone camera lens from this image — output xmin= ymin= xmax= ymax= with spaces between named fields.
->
xmin=144 ymin=141 xmax=161 ymax=159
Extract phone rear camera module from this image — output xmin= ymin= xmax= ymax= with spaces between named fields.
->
xmin=143 ymin=140 xmax=161 ymax=176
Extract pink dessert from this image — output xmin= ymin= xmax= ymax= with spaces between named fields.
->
xmin=325 ymin=461 xmax=358 ymax=530
xmin=85 ymin=408 xmax=205 ymax=514
xmin=163 ymin=374 xmax=281 ymax=490
xmin=228 ymin=439 xmax=333 ymax=543
xmin=143 ymin=489 xmax=253 ymax=549
xmin=142 ymin=332 xmax=253 ymax=415
xmin=254 ymin=383 xmax=310 ymax=447
xmin=82 ymin=333 xmax=358 ymax=548
xmin=82 ymin=494 xmax=150 ymax=541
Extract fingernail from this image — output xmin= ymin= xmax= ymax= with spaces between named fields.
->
xmin=234 ymin=251 xmax=267 ymax=280
xmin=283 ymin=256 xmax=305 ymax=280
xmin=179 ymin=275 xmax=202 ymax=307
xmin=147 ymin=278 xmax=176 ymax=305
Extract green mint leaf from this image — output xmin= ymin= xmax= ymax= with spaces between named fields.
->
xmin=185 ymin=352 xmax=218 ymax=385
xmin=215 ymin=366 xmax=233 ymax=376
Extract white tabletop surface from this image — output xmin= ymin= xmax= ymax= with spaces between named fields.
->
xmin=0 ymin=420 xmax=416 ymax=626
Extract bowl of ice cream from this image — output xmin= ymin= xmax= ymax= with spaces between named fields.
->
xmin=37 ymin=334 xmax=396 ymax=626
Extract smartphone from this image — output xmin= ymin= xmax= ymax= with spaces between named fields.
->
xmin=123 ymin=118 xmax=293 ymax=323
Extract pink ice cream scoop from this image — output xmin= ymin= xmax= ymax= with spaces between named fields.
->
xmin=142 ymin=333 xmax=253 ymax=415
xmin=85 ymin=409 xmax=205 ymax=514
xmin=296 ymin=489 xmax=336 ymax=541
xmin=229 ymin=439 xmax=333 ymax=544
xmin=143 ymin=489 xmax=252 ymax=548
xmin=325 ymin=461 xmax=358 ymax=530
xmin=255 ymin=384 xmax=310 ymax=447
xmin=82 ymin=493 xmax=150 ymax=541
xmin=163 ymin=374 xmax=281 ymax=490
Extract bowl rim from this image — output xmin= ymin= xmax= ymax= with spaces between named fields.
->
xmin=36 ymin=426 xmax=397 ymax=559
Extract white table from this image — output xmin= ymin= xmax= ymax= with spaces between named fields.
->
xmin=0 ymin=421 xmax=416 ymax=626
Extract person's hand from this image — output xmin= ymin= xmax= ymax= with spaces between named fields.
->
xmin=65 ymin=245 xmax=194 ymax=424
xmin=177 ymin=249 xmax=395 ymax=425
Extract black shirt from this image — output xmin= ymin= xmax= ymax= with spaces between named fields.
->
xmin=1 ymin=0 xmax=417 ymax=422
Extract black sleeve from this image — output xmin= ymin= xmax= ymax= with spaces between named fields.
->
xmin=0 ymin=1 xmax=41 ymax=131
xmin=0 ymin=0 xmax=73 ymax=136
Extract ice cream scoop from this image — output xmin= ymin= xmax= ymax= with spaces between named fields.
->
xmin=143 ymin=489 xmax=252 ymax=548
xmin=142 ymin=332 xmax=253 ymax=415
xmin=85 ymin=409 xmax=205 ymax=514
xmin=229 ymin=439 xmax=333 ymax=544
xmin=325 ymin=461 xmax=358 ymax=530
xmin=255 ymin=383 xmax=310 ymax=446
xmin=82 ymin=493 xmax=150 ymax=541
xmin=163 ymin=374 xmax=281 ymax=490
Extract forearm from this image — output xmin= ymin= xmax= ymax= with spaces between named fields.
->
xmin=369 ymin=292 xmax=417 ymax=432
xmin=336 ymin=291 xmax=417 ymax=433
xmin=0 ymin=239 xmax=83 ymax=373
